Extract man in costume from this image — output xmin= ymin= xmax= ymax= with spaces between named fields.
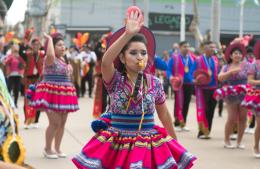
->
xmin=20 ymin=37 xmax=44 ymax=128
xmin=194 ymin=41 xmax=219 ymax=139
xmin=167 ymin=41 xmax=195 ymax=131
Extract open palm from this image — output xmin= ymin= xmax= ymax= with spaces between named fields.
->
xmin=125 ymin=11 xmax=144 ymax=35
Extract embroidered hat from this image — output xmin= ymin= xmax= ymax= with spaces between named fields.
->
xmin=224 ymin=43 xmax=246 ymax=63
xmin=170 ymin=74 xmax=183 ymax=91
xmin=193 ymin=69 xmax=211 ymax=85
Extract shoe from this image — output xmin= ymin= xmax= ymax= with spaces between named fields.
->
xmin=253 ymin=153 xmax=260 ymax=158
xmin=253 ymin=149 xmax=260 ymax=158
xmin=43 ymin=150 xmax=58 ymax=159
xmin=182 ymin=126 xmax=190 ymax=132
xmin=23 ymin=124 xmax=33 ymax=130
xmin=237 ymin=144 xmax=245 ymax=149
xmin=32 ymin=123 xmax=39 ymax=129
xmin=174 ymin=126 xmax=182 ymax=132
xmin=57 ymin=152 xmax=67 ymax=158
xmin=245 ymin=128 xmax=254 ymax=134
xmin=230 ymin=134 xmax=237 ymax=140
xmin=198 ymin=135 xmax=211 ymax=139
xmin=224 ymin=143 xmax=235 ymax=149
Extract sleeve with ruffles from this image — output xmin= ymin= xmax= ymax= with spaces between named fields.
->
xmin=154 ymin=77 xmax=166 ymax=105
xmin=247 ymin=63 xmax=256 ymax=75
xmin=103 ymin=70 xmax=121 ymax=94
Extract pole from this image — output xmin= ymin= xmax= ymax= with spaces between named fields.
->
xmin=210 ymin=0 xmax=221 ymax=43
xmin=239 ymin=0 xmax=246 ymax=38
xmin=180 ymin=0 xmax=186 ymax=41
xmin=143 ymin=0 xmax=149 ymax=27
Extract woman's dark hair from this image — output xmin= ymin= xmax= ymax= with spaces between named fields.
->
xmin=228 ymin=47 xmax=242 ymax=64
xmin=246 ymin=46 xmax=254 ymax=54
xmin=120 ymin=34 xmax=147 ymax=99
xmin=119 ymin=33 xmax=148 ymax=74
xmin=121 ymin=33 xmax=147 ymax=54
xmin=52 ymin=34 xmax=64 ymax=47
xmin=52 ymin=34 xmax=69 ymax=64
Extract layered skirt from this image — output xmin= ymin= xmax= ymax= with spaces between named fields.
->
xmin=72 ymin=114 xmax=196 ymax=169
xmin=214 ymin=84 xmax=248 ymax=103
xmin=241 ymin=87 xmax=260 ymax=116
xmin=28 ymin=75 xmax=79 ymax=113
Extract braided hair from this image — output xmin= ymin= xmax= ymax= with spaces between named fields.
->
xmin=120 ymin=34 xmax=147 ymax=98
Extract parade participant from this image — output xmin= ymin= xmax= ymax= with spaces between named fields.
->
xmin=22 ymin=38 xmax=44 ymax=129
xmin=162 ymin=50 xmax=172 ymax=98
xmin=92 ymin=40 xmax=108 ymax=118
xmin=28 ymin=33 xmax=79 ymax=159
xmin=215 ymin=43 xmax=247 ymax=148
xmin=194 ymin=41 xmax=218 ymax=139
xmin=73 ymin=7 xmax=196 ymax=168
xmin=169 ymin=42 xmax=179 ymax=57
xmin=216 ymin=47 xmax=226 ymax=117
xmin=244 ymin=47 xmax=256 ymax=134
xmin=3 ymin=44 xmax=25 ymax=108
xmin=67 ymin=45 xmax=81 ymax=97
xmin=167 ymin=41 xmax=195 ymax=131
xmin=79 ymin=44 xmax=97 ymax=98
xmin=241 ymin=40 xmax=260 ymax=158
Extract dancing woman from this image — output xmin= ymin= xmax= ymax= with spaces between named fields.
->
xmin=73 ymin=7 xmax=196 ymax=169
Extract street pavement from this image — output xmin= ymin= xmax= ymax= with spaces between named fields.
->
xmin=16 ymin=96 xmax=260 ymax=169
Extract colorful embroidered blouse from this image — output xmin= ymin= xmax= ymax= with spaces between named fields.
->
xmin=104 ymin=71 xmax=166 ymax=115
xmin=43 ymin=58 xmax=71 ymax=83
xmin=248 ymin=61 xmax=260 ymax=88
xmin=222 ymin=63 xmax=248 ymax=86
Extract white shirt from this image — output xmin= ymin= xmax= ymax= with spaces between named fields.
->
xmin=77 ymin=51 xmax=97 ymax=63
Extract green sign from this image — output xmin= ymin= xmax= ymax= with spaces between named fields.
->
xmin=149 ymin=12 xmax=193 ymax=32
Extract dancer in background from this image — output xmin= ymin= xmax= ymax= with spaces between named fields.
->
xmin=29 ymin=33 xmax=79 ymax=159
xmin=194 ymin=41 xmax=219 ymax=139
xmin=216 ymin=43 xmax=247 ymax=149
xmin=167 ymin=41 xmax=195 ymax=131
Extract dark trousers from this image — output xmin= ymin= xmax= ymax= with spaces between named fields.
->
xmin=203 ymin=89 xmax=217 ymax=132
xmin=81 ymin=72 xmax=93 ymax=97
xmin=8 ymin=76 xmax=21 ymax=106
xmin=174 ymin=84 xmax=193 ymax=126
xmin=218 ymin=100 xmax=224 ymax=117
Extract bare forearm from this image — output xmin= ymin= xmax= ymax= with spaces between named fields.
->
xmin=218 ymin=71 xmax=231 ymax=82
xmin=102 ymin=32 xmax=133 ymax=69
xmin=45 ymin=38 xmax=55 ymax=65
xmin=248 ymin=79 xmax=260 ymax=86
xmin=158 ymin=111 xmax=177 ymax=139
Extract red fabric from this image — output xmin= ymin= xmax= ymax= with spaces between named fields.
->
xmin=25 ymin=51 xmax=44 ymax=76
xmin=4 ymin=54 xmax=25 ymax=76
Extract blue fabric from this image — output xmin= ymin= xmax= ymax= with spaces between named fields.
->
xmin=154 ymin=56 xmax=168 ymax=71
xmin=193 ymin=56 xmax=218 ymax=88
xmin=111 ymin=114 xmax=155 ymax=130
xmin=43 ymin=74 xmax=70 ymax=82
xmin=91 ymin=119 xmax=109 ymax=133
xmin=166 ymin=55 xmax=195 ymax=84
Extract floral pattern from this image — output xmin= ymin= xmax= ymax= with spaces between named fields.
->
xmin=104 ymin=71 xmax=166 ymax=115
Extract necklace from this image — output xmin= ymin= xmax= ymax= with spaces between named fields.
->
xmin=127 ymin=73 xmax=135 ymax=87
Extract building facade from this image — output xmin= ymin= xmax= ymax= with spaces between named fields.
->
xmin=52 ymin=0 xmax=260 ymax=55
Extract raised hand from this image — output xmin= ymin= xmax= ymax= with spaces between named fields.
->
xmin=125 ymin=10 xmax=144 ymax=35
xmin=43 ymin=32 xmax=52 ymax=40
